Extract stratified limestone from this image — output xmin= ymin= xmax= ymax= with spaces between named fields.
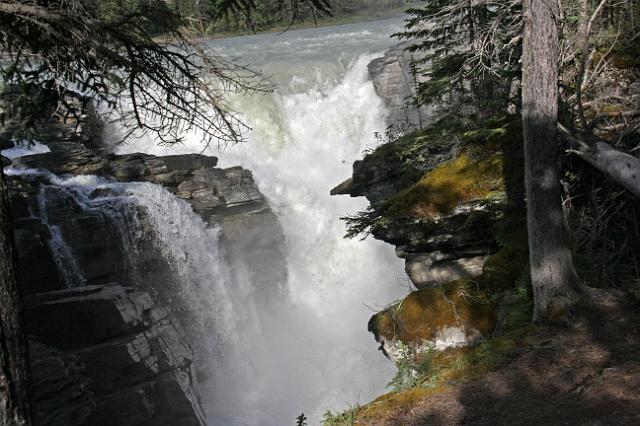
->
xmin=4 ymin=109 xmax=286 ymax=425
xmin=26 ymin=285 xmax=206 ymax=426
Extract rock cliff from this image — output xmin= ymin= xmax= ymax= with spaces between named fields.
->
xmin=27 ymin=285 xmax=205 ymax=426
xmin=3 ymin=116 xmax=286 ymax=425
xmin=367 ymin=42 xmax=431 ymax=130
xmin=333 ymin=57 xmax=527 ymax=359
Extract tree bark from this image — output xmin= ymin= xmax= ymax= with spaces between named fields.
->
xmin=522 ymin=0 xmax=582 ymax=323
xmin=0 ymin=168 xmax=31 ymax=426
xmin=571 ymin=142 xmax=640 ymax=199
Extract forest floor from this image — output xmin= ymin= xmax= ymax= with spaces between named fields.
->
xmin=354 ymin=290 xmax=640 ymax=425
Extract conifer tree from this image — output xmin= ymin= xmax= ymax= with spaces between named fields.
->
xmin=396 ymin=0 xmax=522 ymax=116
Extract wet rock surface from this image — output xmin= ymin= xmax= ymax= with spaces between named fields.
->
xmin=12 ymin=142 xmax=270 ymax=224
xmin=4 ymin=118 xmax=286 ymax=425
xmin=26 ymin=285 xmax=206 ymax=426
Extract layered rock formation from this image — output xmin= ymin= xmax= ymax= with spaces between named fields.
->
xmin=333 ymin=54 xmax=527 ymax=358
xmin=27 ymin=285 xmax=205 ymax=426
xmin=332 ymin=127 xmax=506 ymax=289
xmin=367 ymin=42 xmax=431 ymax=130
xmin=332 ymin=136 xmax=508 ymax=359
xmin=3 ymin=116 xmax=286 ymax=424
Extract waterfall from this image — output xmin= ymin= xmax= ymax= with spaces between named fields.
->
xmin=7 ymin=169 xmax=239 ymax=353
xmin=7 ymin=18 xmax=409 ymax=425
xmin=111 ymin=50 xmax=408 ymax=424
xmin=37 ymin=187 xmax=87 ymax=288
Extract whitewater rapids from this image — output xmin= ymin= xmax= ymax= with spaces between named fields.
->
xmin=109 ymin=17 xmax=409 ymax=425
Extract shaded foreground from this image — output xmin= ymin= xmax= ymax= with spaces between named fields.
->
xmin=352 ymin=293 xmax=640 ymax=425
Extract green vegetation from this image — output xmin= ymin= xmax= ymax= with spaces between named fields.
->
xmin=95 ymin=0 xmax=407 ymax=37
xmin=322 ymin=408 xmax=358 ymax=425
xmin=396 ymin=0 xmax=521 ymax=114
xmin=369 ymin=279 xmax=496 ymax=345
xmin=343 ymin=116 xmax=524 ymax=238
xmin=337 ymin=112 xmax=533 ymax=423
xmin=389 ymin=150 xmax=503 ymax=218
xmin=353 ymin=323 xmax=537 ymax=423
xmin=200 ymin=2 xmax=406 ymax=37
xmin=327 ymin=266 xmax=534 ymax=424
xmin=611 ymin=39 xmax=640 ymax=69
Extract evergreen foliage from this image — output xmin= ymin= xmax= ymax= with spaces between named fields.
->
xmin=395 ymin=0 xmax=522 ymax=114
xmin=0 ymin=0 xmax=332 ymax=145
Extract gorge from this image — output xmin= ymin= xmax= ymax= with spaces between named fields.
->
xmin=3 ymin=2 xmax=640 ymax=425
xmin=3 ymin=17 xmax=421 ymax=426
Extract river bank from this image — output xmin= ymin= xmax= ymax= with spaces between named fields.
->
xmin=157 ymin=7 xmax=406 ymax=43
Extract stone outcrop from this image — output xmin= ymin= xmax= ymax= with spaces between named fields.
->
xmin=3 ymin=116 xmax=287 ymax=424
xmin=331 ymin=130 xmax=502 ymax=289
xmin=332 ymin=68 xmax=526 ymax=356
xmin=374 ymin=200 xmax=502 ymax=288
xmin=12 ymin=146 xmax=255 ymax=220
xmin=368 ymin=279 xmax=496 ymax=363
xmin=332 ymin=142 xmax=507 ymax=356
xmin=26 ymin=285 xmax=206 ymax=426
xmin=368 ymin=42 xmax=431 ymax=129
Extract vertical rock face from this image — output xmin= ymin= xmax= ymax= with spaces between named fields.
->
xmin=26 ymin=285 xmax=206 ymax=426
xmin=368 ymin=42 xmax=431 ymax=129
xmin=4 ymin=117 xmax=287 ymax=424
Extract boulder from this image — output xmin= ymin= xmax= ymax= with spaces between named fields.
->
xmin=368 ymin=280 xmax=496 ymax=362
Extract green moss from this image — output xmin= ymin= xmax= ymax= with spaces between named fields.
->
xmin=342 ymin=116 xmax=526 ymax=238
xmin=386 ymin=150 xmax=504 ymax=218
xmin=352 ymin=325 xmax=538 ymax=424
xmin=381 ymin=116 xmax=522 ymax=222
xmin=335 ymin=117 xmax=533 ymax=424
xmin=322 ymin=407 xmax=359 ymax=426
xmin=370 ymin=280 xmax=496 ymax=345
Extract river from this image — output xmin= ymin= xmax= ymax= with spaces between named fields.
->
xmin=112 ymin=16 xmax=409 ymax=425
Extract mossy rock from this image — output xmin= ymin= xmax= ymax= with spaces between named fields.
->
xmin=380 ymin=117 xmax=524 ymax=221
xmin=369 ymin=280 xmax=496 ymax=347
xmin=352 ymin=325 xmax=537 ymax=424
xmin=385 ymin=149 xmax=503 ymax=219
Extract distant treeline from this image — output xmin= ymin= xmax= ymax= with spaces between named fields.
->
xmin=95 ymin=0 xmax=406 ymax=36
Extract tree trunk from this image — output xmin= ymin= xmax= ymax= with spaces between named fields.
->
xmin=522 ymin=0 xmax=582 ymax=323
xmin=571 ymin=141 xmax=640 ymax=199
xmin=0 ymin=168 xmax=31 ymax=426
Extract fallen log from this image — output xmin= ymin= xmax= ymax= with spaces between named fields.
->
xmin=570 ymin=141 xmax=640 ymax=199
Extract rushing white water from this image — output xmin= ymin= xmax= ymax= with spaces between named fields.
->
xmin=7 ymin=168 xmax=239 ymax=350
xmin=37 ymin=187 xmax=88 ymax=288
xmin=109 ymin=17 xmax=409 ymax=425
xmin=1 ymin=140 xmax=50 ymax=159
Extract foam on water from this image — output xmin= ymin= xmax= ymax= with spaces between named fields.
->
xmin=1 ymin=140 xmax=51 ymax=159
xmin=106 ymin=17 xmax=408 ymax=425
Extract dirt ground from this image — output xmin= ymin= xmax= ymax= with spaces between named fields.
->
xmin=359 ymin=291 xmax=640 ymax=425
